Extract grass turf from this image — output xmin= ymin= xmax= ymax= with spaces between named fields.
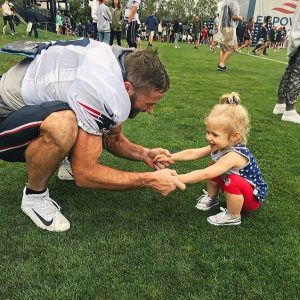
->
xmin=0 ymin=26 xmax=299 ymax=299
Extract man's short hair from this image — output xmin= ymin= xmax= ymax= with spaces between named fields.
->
xmin=125 ymin=49 xmax=170 ymax=93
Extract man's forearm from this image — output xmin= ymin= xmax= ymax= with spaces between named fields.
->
xmin=103 ymin=133 xmax=148 ymax=162
xmin=73 ymin=163 xmax=151 ymax=190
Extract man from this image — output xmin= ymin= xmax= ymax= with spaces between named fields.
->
xmin=124 ymin=0 xmax=140 ymax=48
xmin=273 ymin=1 xmax=300 ymax=124
xmin=89 ymin=0 xmax=99 ymax=40
xmin=192 ymin=16 xmax=201 ymax=49
xmin=210 ymin=14 xmax=219 ymax=53
xmin=25 ymin=5 xmax=39 ymax=38
xmin=0 ymin=40 xmax=185 ymax=232
xmin=173 ymin=16 xmax=183 ymax=49
xmin=2 ymin=0 xmax=14 ymax=35
xmin=217 ymin=0 xmax=243 ymax=71
xmin=145 ymin=11 xmax=158 ymax=47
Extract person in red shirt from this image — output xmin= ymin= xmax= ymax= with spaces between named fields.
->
xmin=200 ymin=25 xmax=208 ymax=44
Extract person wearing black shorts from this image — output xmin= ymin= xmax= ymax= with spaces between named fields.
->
xmin=237 ymin=17 xmax=253 ymax=54
xmin=0 ymin=40 xmax=185 ymax=232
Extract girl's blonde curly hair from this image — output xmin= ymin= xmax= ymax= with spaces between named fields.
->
xmin=205 ymin=92 xmax=250 ymax=144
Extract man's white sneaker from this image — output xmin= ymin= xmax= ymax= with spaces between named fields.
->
xmin=195 ymin=190 xmax=220 ymax=211
xmin=281 ymin=110 xmax=300 ymax=124
xmin=273 ymin=103 xmax=286 ymax=115
xmin=207 ymin=207 xmax=241 ymax=226
xmin=57 ymin=158 xmax=74 ymax=180
xmin=21 ymin=188 xmax=70 ymax=232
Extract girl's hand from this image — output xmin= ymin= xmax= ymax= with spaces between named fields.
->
xmin=144 ymin=148 xmax=174 ymax=170
xmin=154 ymin=153 xmax=175 ymax=165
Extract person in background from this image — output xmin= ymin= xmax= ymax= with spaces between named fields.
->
xmin=237 ymin=16 xmax=253 ymax=54
xmin=65 ymin=17 xmax=72 ymax=36
xmin=2 ymin=1 xmax=14 ymax=35
xmin=274 ymin=26 xmax=282 ymax=52
xmin=210 ymin=14 xmax=219 ymax=53
xmin=25 ymin=5 xmax=39 ymax=38
xmin=157 ymin=20 xmax=163 ymax=42
xmin=193 ymin=15 xmax=201 ymax=49
xmin=124 ymin=0 xmax=140 ymax=48
xmin=155 ymin=92 xmax=267 ymax=226
xmin=77 ymin=22 xmax=84 ymax=37
xmin=97 ymin=0 xmax=112 ymax=44
xmin=145 ymin=11 xmax=158 ymax=47
xmin=173 ymin=16 xmax=183 ymax=49
xmin=273 ymin=1 xmax=300 ymax=124
xmin=109 ymin=0 xmax=122 ymax=46
xmin=252 ymin=16 xmax=271 ymax=56
xmin=269 ymin=25 xmax=276 ymax=50
xmin=56 ymin=11 xmax=63 ymax=35
xmin=89 ymin=0 xmax=99 ymax=40
xmin=200 ymin=25 xmax=208 ymax=44
xmin=236 ymin=19 xmax=245 ymax=47
xmin=85 ymin=20 xmax=93 ymax=37
xmin=217 ymin=0 xmax=243 ymax=72
xmin=162 ymin=24 xmax=167 ymax=42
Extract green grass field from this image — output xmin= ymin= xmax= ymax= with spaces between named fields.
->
xmin=0 ymin=25 xmax=299 ymax=299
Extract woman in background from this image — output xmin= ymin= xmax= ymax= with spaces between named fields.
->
xmin=109 ymin=0 xmax=122 ymax=46
xmin=97 ymin=0 xmax=112 ymax=44
xmin=237 ymin=16 xmax=254 ymax=54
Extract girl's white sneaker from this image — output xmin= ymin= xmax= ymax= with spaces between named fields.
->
xmin=207 ymin=207 xmax=241 ymax=226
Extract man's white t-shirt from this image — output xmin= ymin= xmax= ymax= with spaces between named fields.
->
xmin=21 ymin=39 xmax=131 ymax=136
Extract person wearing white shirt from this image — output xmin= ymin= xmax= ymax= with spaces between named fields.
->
xmin=0 ymin=40 xmax=185 ymax=232
xmin=124 ymin=0 xmax=140 ymax=48
xmin=89 ymin=0 xmax=99 ymax=39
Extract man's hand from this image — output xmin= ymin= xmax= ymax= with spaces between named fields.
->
xmin=154 ymin=153 xmax=175 ymax=166
xmin=143 ymin=169 xmax=186 ymax=196
xmin=143 ymin=148 xmax=175 ymax=170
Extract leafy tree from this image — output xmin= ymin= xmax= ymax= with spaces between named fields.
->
xmin=68 ymin=0 xmax=90 ymax=24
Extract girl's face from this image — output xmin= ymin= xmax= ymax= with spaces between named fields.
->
xmin=114 ymin=0 xmax=119 ymax=6
xmin=205 ymin=117 xmax=239 ymax=151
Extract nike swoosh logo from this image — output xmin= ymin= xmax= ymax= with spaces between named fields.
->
xmin=32 ymin=209 xmax=53 ymax=226
xmin=104 ymin=104 xmax=114 ymax=118
xmin=66 ymin=168 xmax=73 ymax=178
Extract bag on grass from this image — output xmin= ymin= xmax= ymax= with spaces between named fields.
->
xmin=26 ymin=22 xmax=33 ymax=33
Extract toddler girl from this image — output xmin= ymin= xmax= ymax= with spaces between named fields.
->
xmin=155 ymin=92 xmax=267 ymax=226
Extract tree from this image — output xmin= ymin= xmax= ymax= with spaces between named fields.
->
xmin=68 ymin=0 xmax=90 ymax=23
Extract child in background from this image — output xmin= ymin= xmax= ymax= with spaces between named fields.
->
xmin=155 ymin=92 xmax=267 ymax=226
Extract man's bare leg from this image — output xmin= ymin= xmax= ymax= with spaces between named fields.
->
xmin=21 ymin=110 xmax=78 ymax=232
xmin=25 ymin=110 xmax=78 ymax=190
xmin=219 ymin=50 xmax=232 ymax=67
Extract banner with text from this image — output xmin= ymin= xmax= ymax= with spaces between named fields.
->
xmin=253 ymin=0 xmax=298 ymax=29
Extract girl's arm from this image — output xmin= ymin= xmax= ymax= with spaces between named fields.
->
xmin=170 ymin=145 xmax=211 ymax=161
xmin=155 ymin=145 xmax=211 ymax=163
xmin=177 ymin=151 xmax=247 ymax=184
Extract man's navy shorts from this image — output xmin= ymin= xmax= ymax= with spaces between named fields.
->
xmin=0 ymin=101 xmax=70 ymax=162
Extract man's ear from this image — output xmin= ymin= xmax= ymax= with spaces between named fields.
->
xmin=124 ymin=81 xmax=134 ymax=96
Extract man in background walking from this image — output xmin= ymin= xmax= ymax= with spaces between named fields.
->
xmin=145 ymin=11 xmax=158 ymax=47
xmin=25 ymin=5 xmax=39 ymax=38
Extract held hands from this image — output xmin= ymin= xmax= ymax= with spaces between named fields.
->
xmin=148 ymin=169 xmax=186 ymax=196
xmin=154 ymin=153 xmax=175 ymax=166
xmin=143 ymin=148 xmax=175 ymax=170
